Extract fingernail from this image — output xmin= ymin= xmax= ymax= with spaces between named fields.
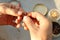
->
xmin=18 ymin=11 xmax=22 ymax=15
xmin=18 ymin=16 xmax=20 ymax=19
xmin=23 ymin=16 xmax=27 ymax=21
xmin=16 ymin=24 xmax=20 ymax=28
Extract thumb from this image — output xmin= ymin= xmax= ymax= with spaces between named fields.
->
xmin=0 ymin=5 xmax=22 ymax=17
xmin=23 ymin=16 xmax=35 ymax=31
xmin=6 ymin=8 xmax=21 ymax=16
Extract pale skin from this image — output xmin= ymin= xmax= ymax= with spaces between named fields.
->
xmin=0 ymin=3 xmax=22 ymax=28
xmin=0 ymin=3 xmax=52 ymax=40
xmin=22 ymin=12 xmax=52 ymax=40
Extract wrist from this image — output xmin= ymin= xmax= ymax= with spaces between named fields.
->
xmin=31 ymin=36 xmax=42 ymax=40
xmin=30 ymin=35 xmax=52 ymax=40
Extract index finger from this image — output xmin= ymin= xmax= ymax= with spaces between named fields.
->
xmin=0 ymin=4 xmax=22 ymax=17
xmin=27 ymin=12 xmax=48 ymax=22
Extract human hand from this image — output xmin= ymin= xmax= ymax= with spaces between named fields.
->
xmin=0 ymin=3 xmax=23 ymax=28
xmin=23 ymin=12 xmax=52 ymax=40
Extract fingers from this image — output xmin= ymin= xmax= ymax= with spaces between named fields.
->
xmin=15 ymin=16 xmax=22 ymax=23
xmin=5 ymin=15 xmax=21 ymax=28
xmin=22 ymin=23 xmax=28 ymax=30
xmin=0 ymin=5 xmax=6 ymax=14
xmin=23 ymin=16 xmax=37 ymax=31
xmin=28 ymin=12 xmax=48 ymax=23
xmin=13 ymin=16 xmax=21 ymax=28
xmin=0 ymin=5 xmax=18 ymax=16
xmin=0 ymin=3 xmax=19 ymax=10
xmin=28 ymin=12 xmax=52 ymax=31
xmin=0 ymin=3 xmax=23 ymax=17
xmin=10 ymin=22 xmax=20 ymax=28
xmin=5 ymin=8 xmax=19 ymax=16
xmin=8 ymin=19 xmax=20 ymax=28
xmin=16 ymin=23 xmax=20 ymax=28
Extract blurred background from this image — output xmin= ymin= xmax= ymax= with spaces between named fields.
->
xmin=0 ymin=0 xmax=60 ymax=40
